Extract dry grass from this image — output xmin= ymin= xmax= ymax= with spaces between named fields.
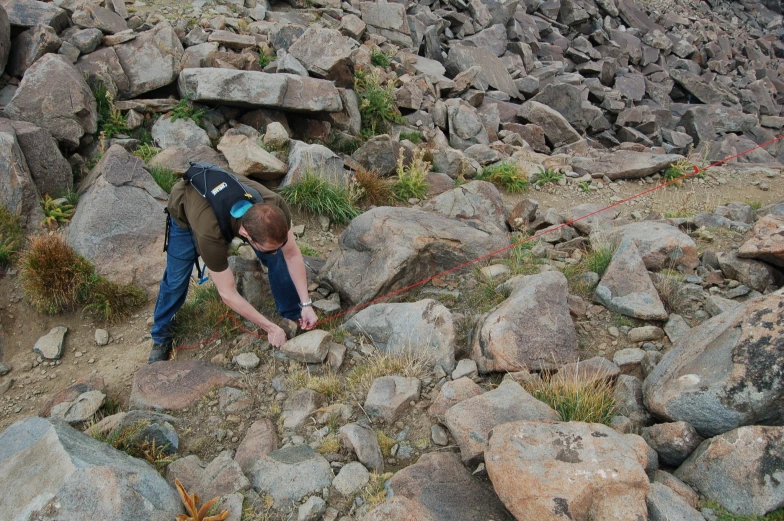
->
xmin=345 ymin=346 xmax=432 ymax=398
xmin=170 ymin=283 xmax=242 ymax=345
xmin=316 ymin=433 xmax=341 ymax=454
xmin=21 ymin=235 xmax=94 ymax=314
xmin=359 ymin=472 xmax=394 ymax=507
xmin=0 ymin=206 xmax=24 ymax=268
xmin=286 ymin=368 xmax=346 ymax=402
xmin=652 ymin=272 xmax=688 ymax=314
xmin=523 ymin=370 xmax=615 ymax=425
xmin=376 ymin=430 xmax=396 ymax=455
xmin=354 ymin=167 xmax=393 ymax=205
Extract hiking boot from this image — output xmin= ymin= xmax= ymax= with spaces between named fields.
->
xmin=147 ymin=341 xmax=173 ymax=363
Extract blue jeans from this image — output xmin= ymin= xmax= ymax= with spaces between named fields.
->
xmin=151 ymin=217 xmax=301 ymax=344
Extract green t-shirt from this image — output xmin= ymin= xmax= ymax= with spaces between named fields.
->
xmin=167 ymin=176 xmax=292 ymax=272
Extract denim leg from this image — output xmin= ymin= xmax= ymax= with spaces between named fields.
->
xmin=151 ymin=218 xmax=198 ymax=344
xmin=255 ymin=249 xmax=302 ymax=320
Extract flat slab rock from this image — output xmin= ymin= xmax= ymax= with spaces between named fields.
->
xmin=130 ymin=360 xmax=242 ymax=411
xmin=572 ymin=151 xmax=683 ymax=180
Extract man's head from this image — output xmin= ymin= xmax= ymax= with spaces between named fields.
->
xmin=239 ymin=203 xmax=288 ymax=251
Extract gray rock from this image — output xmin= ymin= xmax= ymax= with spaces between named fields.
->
xmin=50 ymin=389 xmax=105 ymax=423
xmin=0 ymin=4 xmax=9 ymax=75
xmin=234 ymin=352 xmax=260 ymax=370
xmin=298 ymin=496 xmax=326 ymax=521
xmin=235 ymin=418 xmax=278 ymax=475
xmin=647 ymin=482 xmax=706 ymax=521
xmin=0 ymin=119 xmax=44 ymax=227
xmin=559 ymin=356 xmax=620 ymax=385
xmin=445 ymin=44 xmax=521 ymax=99
xmin=359 ymin=0 xmax=412 ymax=47
xmin=644 ymin=294 xmax=784 ymax=438
xmin=71 ymin=5 xmax=127 ymax=34
xmin=7 ymin=23 xmax=60 ymax=77
xmin=69 ymin=28 xmax=103 ymax=54
xmin=388 ymin=452 xmax=511 ymax=521
xmin=332 ymin=461 xmax=369 ymax=496
xmin=628 ymin=326 xmax=665 ymax=343
xmin=339 ymin=422 xmax=383 ymax=471
xmin=67 ymin=145 xmax=166 ymax=290
xmin=281 ymin=140 xmax=344 ymax=187
xmin=0 ymin=417 xmax=181 ymax=520
xmin=422 ymin=180 xmax=508 ymax=235
xmin=531 ymin=83 xmax=592 ymax=133
xmin=568 ymin=204 xmax=619 ymax=235
xmin=152 ymin=115 xmax=210 ymax=150
xmin=431 ymin=424 xmax=449 ymax=446
xmin=281 ymin=330 xmax=332 ymax=364
xmin=444 ymin=380 xmax=559 ymax=464
xmin=5 ymin=54 xmax=97 ymax=148
xmin=351 ymin=134 xmax=410 ymax=176
xmin=288 ymin=26 xmax=357 ymax=78
xmin=676 ymin=426 xmax=784 ymax=517
xmin=364 ymin=376 xmax=421 ymax=423
xmin=177 ymin=69 xmax=282 ymax=109
xmin=250 ymin=445 xmax=333 ymax=509
xmin=598 ymin=222 xmax=699 ymax=272
xmin=114 ymin=23 xmax=183 ymax=98
xmin=518 ymin=100 xmax=581 ymax=148
xmin=652 ymin=471 xmax=699 ymax=509
xmin=5 ymin=119 xmax=72 ymax=197
xmin=33 ymin=326 xmax=68 ymax=360
xmin=572 ymin=152 xmax=683 ymax=181
xmin=320 ymin=207 xmax=509 ymax=306
xmin=614 ymin=375 xmax=653 ymax=429
xmin=428 ymin=377 xmax=484 ymax=421
xmin=664 ymin=314 xmax=690 ymax=343
xmin=447 ymin=99 xmax=490 ymax=150
xmin=704 ymin=295 xmax=739 ymax=317
xmin=595 ymin=241 xmax=668 ymax=321
xmin=343 ymin=299 xmax=456 ymax=373
xmin=486 ymin=421 xmax=650 ymax=521
xmin=472 ymin=271 xmax=579 ymax=373
xmin=167 ymin=450 xmax=250 ymax=502
xmin=130 ymin=360 xmax=241 ymax=411
xmin=452 ymin=359 xmax=478 ymax=380
xmin=207 ymin=30 xmax=256 ymax=50
xmin=75 ymin=46 xmax=130 ymax=99
xmin=669 ymin=68 xmax=736 ymax=106
xmin=2 ymin=0 xmax=68 ymax=31
xmin=738 ymin=214 xmax=784 ymax=269
xmin=282 ymin=389 xmax=326 ymax=431
xmin=217 ymin=130 xmax=288 ymax=180
xmin=614 ymin=348 xmax=647 ymax=379
xmin=642 ymin=422 xmax=703 ymax=467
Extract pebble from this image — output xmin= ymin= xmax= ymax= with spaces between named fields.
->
xmin=431 ymin=424 xmax=449 ymax=446
xmin=74 ymin=351 xmax=83 ymax=358
xmin=95 ymin=329 xmax=110 ymax=346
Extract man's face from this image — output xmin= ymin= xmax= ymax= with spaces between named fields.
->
xmin=248 ymin=236 xmax=287 ymax=254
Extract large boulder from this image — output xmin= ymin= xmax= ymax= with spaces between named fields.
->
xmin=595 ymin=240 xmax=668 ymax=320
xmin=643 ymin=294 xmax=784 ymax=438
xmin=3 ymin=119 xmax=71 ymax=196
xmin=7 ymin=23 xmax=60 ymax=77
xmin=216 ymin=131 xmax=288 ymax=180
xmin=445 ymin=44 xmax=521 ymax=99
xmin=0 ymin=4 xmax=9 ymax=75
xmin=114 ymin=23 xmax=184 ymax=98
xmin=471 ymin=271 xmax=579 ymax=373
xmin=0 ymin=417 xmax=182 ymax=521
xmin=0 ymin=119 xmax=44 ymax=227
xmin=5 ymin=53 xmax=97 ymax=148
xmin=518 ymin=100 xmax=581 ymax=148
xmin=147 ymin=144 xmax=229 ymax=174
xmin=738 ymin=214 xmax=784 ymax=268
xmin=178 ymin=68 xmax=343 ymax=112
xmin=351 ymin=134 xmax=411 ymax=176
xmin=572 ymin=151 xmax=683 ymax=180
xmin=486 ymin=421 xmax=650 ymax=521
xmin=1 ymin=0 xmax=68 ymax=31
xmin=675 ymin=426 xmax=784 ymax=517
xmin=422 ymin=181 xmax=508 ymax=235
xmin=75 ymin=47 xmax=131 ymax=99
xmin=386 ymin=452 xmax=511 ymax=521
xmin=287 ymin=26 xmax=357 ymax=78
xmin=320 ymin=207 xmax=509 ymax=306
xmin=130 ymin=360 xmax=242 ymax=411
xmin=68 ymin=145 xmax=167 ymax=290
xmin=151 ymin=115 xmax=211 ymax=150
xmin=249 ymin=445 xmax=333 ymax=509
xmin=444 ymin=380 xmax=559 ymax=464
xmin=281 ymin=140 xmax=345 ymax=187
xmin=342 ymin=299 xmax=456 ymax=372
xmin=716 ymin=251 xmax=779 ymax=292
xmin=446 ymin=99 xmax=490 ymax=150
xmin=597 ymin=222 xmax=699 ymax=271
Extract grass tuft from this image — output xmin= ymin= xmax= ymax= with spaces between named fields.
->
xmin=399 ymin=130 xmax=422 ymax=144
xmin=370 ymin=48 xmax=394 ymax=68
xmin=354 ymin=68 xmax=402 ymax=135
xmin=316 ymin=433 xmax=341 ymax=455
xmin=345 ymin=348 xmax=431 ymax=398
xmin=258 ymin=50 xmax=273 ymax=68
xmin=391 ymin=149 xmax=429 ymax=201
xmin=0 ymin=207 xmax=23 ymax=268
xmin=148 ymin=166 xmax=178 ymax=194
xmin=585 ymin=241 xmax=617 ymax=277
xmin=531 ymin=166 xmax=564 ymax=186
xmin=81 ymin=277 xmax=147 ymax=324
xmin=477 ymin=162 xmax=529 ymax=193
xmin=354 ymin=167 xmax=393 ymax=205
xmin=41 ymin=194 xmax=75 ymax=229
xmin=89 ymin=420 xmax=176 ymax=472
xmin=170 ymin=284 xmax=241 ymax=345
xmin=170 ymin=96 xmax=206 ymax=128
xmin=700 ymin=500 xmax=784 ymax=521
xmin=523 ymin=370 xmax=615 ymax=425
xmin=132 ymin=143 xmax=161 ymax=162
xmin=360 ymin=472 xmax=394 ymax=507
xmin=279 ymin=171 xmax=361 ymax=226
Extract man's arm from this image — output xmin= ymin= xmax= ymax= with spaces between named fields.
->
xmin=281 ymin=229 xmax=318 ymax=329
xmin=210 ymin=267 xmax=288 ymax=347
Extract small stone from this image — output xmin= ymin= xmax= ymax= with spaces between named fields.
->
xmin=95 ymin=329 xmax=109 ymax=346
xmin=33 ymin=326 xmax=68 ymax=360
xmin=332 ymin=461 xmax=370 ymax=496
xmin=431 ymin=424 xmax=449 ymax=446
xmin=234 ymin=352 xmax=261 ymax=370
xmin=451 ymin=359 xmax=478 ymax=380
xmin=628 ymin=326 xmax=665 ymax=343
xmin=298 ymin=496 xmax=326 ymax=521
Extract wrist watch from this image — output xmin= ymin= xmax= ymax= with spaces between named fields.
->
xmin=298 ymin=299 xmax=313 ymax=308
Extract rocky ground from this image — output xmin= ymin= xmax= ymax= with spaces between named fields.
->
xmin=2 ymin=0 xmax=784 ymax=518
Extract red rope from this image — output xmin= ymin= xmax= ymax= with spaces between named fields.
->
xmin=173 ymin=134 xmax=784 ymax=355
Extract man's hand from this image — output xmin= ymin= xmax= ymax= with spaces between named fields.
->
xmin=267 ymin=324 xmax=287 ymax=347
xmin=299 ymin=307 xmax=318 ymax=330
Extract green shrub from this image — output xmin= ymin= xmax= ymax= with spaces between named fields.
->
xmin=524 ymin=371 xmax=615 ymax=425
xmin=132 ymin=144 xmax=161 ymax=162
xmin=392 ymin=149 xmax=429 ymax=201
xmin=92 ymin=82 xmax=129 ymax=138
xmin=585 ymin=241 xmax=617 ymax=277
xmin=170 ymin=96 xmax=206 ymax=128
xmin=370 ymin=48 xmax=394 ymax=68
xmin=279 ymin=171 xmax=361 ymax=225
xmin=148 ymin=166 xmax=178 ymax=194
xmin=170 ymin=284 xmax=241 ymax=345
xmin=82 ymin=277 xmax=147 ymax=323
xmin=478 ymin=162 xmax=529 ymax=193
xmin=399 ymin=130 xmax=422 ymax=144
xmin=41 ymin=195 xmax=75 ymax=229
xmin=531 ymin=166 xmax=564 ymax=186
xmin=258 ymin=51 xmax=273 ymax=68
xmin=699 ymin=500 xmax=784 ymax=521
xmin=326 ymin=132 xmax=363 ymax=155
xmin=578 ymin=180 xmax=591 ymax=193
xmin=0 ymin=207 xmax=23 ymax=268
xmin=354 ymin=68 xmax=402 ymax=135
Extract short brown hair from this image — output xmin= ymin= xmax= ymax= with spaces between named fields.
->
xmin=241 ymin=203 xmax=289 ymax=245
